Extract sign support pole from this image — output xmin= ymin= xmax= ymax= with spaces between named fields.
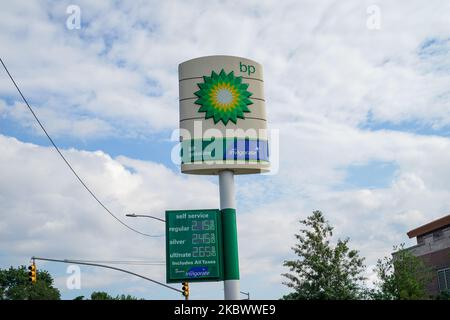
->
xmin=219 ymin=170 xmax=240 ymax=300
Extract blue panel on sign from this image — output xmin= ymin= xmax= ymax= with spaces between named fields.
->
xmin=224 ymin=138 xmax=236 ymax=160
xmin=236 ymin=139 xmax=246 ymax=161
xmin=258 ymin=140 xmax=269 ymax=162
xmin=248 ymin=139 xmax=258 ymax=161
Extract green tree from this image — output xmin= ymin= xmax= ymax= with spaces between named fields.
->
xmin=370 ymin=244 xmax=432 ymax=300
xmin=90 ymin=291 xmax=114 ymax=300
xmin=90 ymin=291 xmax=140 ymax=300
xmin=282 ymin=210 xmax=366 ymax=300
xmin=0 ymin=265 xmax=60 ymax=300
xmin=116 ymin=294 xmax=139 ymax=300
xmin=435 ymin=291 xmax=450 ymax=300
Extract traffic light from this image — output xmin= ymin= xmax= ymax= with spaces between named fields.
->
xmin=181 ymin=282 xmax=189 ymax=298
xmin=28 ymin=262 xmax=37 ymax=284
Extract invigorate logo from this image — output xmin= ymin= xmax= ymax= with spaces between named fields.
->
xmin=186 ymin=266 xmax=210 ymax=278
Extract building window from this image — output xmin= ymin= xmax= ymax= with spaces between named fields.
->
xmin=417 ymin=235 xmax=424 ymax=245
xmin=437 ymin=268 xmax=450 ymax=292
xmin=433 ymin=230 xmax=443 ymax=241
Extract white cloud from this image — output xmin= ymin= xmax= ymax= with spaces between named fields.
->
xmin=0 ymin=134 xmax=217 ymax=297
xmin=1 ymin=0 xmax=450 ymax=139
xmin=1 ymin=122 xmax=450 ymax=298
xmin=232 ymin=120 xmax=450 ymax=297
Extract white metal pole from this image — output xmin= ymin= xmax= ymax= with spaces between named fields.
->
xmin=219 ymin=170 xmax=240 ymax=300
xmin=219 ymin=170 xmax=236 ymax=209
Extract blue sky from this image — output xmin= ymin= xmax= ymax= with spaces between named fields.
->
xmin=1 ymin=0 xmax=450 ymax=300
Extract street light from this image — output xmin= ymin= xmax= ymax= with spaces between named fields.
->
xmin=240 ymin=291 xmax=250 ymax=300
xmin=125 ymin=213 xmax=166 ymax=223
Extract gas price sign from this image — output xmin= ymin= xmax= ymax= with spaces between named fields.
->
xmin=165 ymin=209 xmax=223 ymax=283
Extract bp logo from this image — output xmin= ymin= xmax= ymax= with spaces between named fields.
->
xmin=194 ymin=69 xmax=253 ymax=125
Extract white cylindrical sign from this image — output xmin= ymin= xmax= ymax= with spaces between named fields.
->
xmin=178 ymin=55 xmax=270 ymax=175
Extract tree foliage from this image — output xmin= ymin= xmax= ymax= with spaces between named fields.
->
xmin=0 ymin=265 xmax=60 ymax=300
xmin=90 ymin=291 xmax=141 ymax=300
xmin=282 ymin=210 xmax=366 ymax=300
xmin=370 ymin=244 xmax=432 ymax=300
xmin=73 ymin=292 xmax=142 ymax=300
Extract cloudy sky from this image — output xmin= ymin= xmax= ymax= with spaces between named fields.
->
xmin=1 ymin=0 xmax=450 ymax=300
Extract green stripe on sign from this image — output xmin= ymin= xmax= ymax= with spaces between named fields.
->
xmin=221 ymin=208 xmax=240 ymax=280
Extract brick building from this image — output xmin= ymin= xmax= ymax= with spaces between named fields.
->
xmin=405 ymin=215 xmax=450 ymax=296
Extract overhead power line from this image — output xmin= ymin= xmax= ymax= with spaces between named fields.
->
xmin=0 ymin=58 xmax=161 ymax=238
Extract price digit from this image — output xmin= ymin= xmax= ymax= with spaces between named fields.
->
xmin=205 ymin=246 xmax=211 ymax=257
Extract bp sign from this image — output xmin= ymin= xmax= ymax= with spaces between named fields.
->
xmin=166 ymin=209 xmax=223 ymax=283
xmin=178 ymin=55 xmax=270 ymax=175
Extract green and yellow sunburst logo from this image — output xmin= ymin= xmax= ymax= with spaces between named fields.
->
xmin=194 ymin=69 xmax=253 ymax=125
